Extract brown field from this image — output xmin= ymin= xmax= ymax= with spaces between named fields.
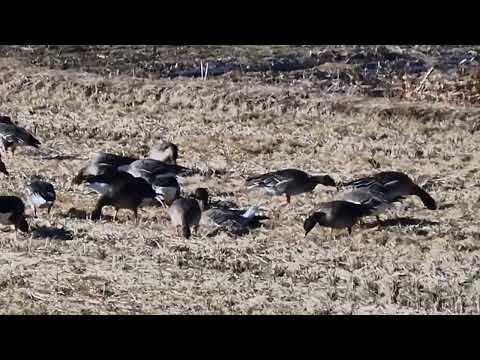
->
xmin=0 ymin=45 xmax=480 ymax=314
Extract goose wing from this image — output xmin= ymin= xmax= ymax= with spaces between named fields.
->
xmin=245 ymin=169 xmax=303 ymax=191
xmin=126 ymin=159 xmax=191 ymax=179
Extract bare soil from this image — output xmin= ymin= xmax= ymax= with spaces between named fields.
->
xmin=0 ymin=46 xmax=479 ymax=314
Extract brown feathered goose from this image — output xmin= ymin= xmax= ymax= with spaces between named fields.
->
xmin=194 ymin=188 xmax=268 ymax=229
xmin=303 ymin=199 xmax=381 ymax=236
xmin=89 ymin=171 xmax=159 ymax=224
xmin=342 ymin=171 xmax=437 ymax=210
xmin=245 ymin=169 xmax=336 ymax=204
xmin=167 ymin=196 xmax=201 ymax=239
xmin=0 ymin=117 xmax=40 ymax=156
xmin=0 ymin=196 xmax=29 ymax=236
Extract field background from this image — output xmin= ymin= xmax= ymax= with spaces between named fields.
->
xmin=0 ymin=45 xmax=479 ymax=314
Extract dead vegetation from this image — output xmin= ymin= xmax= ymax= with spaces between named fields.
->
xmin=0 ymin=46 xmax=479 ymax=314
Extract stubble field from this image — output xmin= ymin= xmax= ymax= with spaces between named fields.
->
xmin=0 ymin=45 xmax=479 ymax=314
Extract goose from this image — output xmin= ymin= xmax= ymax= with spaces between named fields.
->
xmin=26 ymin=175 xmax=56 ymax=217
xmin=245 ymin=169 xmax=336 ymax=204
xmin=0 ymin=118 xmax=40 ymax=156
xmin=342 ymin=171 xmax=437 ymax=210
xmin=0 ymin=196 xmax=29 ymax=236
xmin=303 ymin=199 xmax=381 ymax=236
xmin=193 ymin=188 xmax=268 ymax=229
xmin=167 ymin=196 xmax=201 ymax=239
xmin=89 ymin=171 xmax=159 ymax=223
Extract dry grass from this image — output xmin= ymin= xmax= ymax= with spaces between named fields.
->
xmin=0 ymin=47 xmax=480 ymax=314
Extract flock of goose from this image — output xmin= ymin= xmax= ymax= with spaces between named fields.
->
xmin=0 ymin=114 xmax=438 ymax=240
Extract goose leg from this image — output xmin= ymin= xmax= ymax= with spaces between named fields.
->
xmin=113 ymin=208 xmax=119 ymax=222
xmin=329 ymin=228 xmax=336 ymax=241
xmin=92 ymin=194 xmax=111 ymax=221
xmin=47 ymin=204 xmax=53 ymax=216
xmin=285 ymin=194 xmax=291 ymax=205
xmin=133 ymin=208 xmax=139 ymax=225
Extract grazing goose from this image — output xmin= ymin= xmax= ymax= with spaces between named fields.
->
xmin=26 ymin=175 xmax=56 ymax=217
xmin=194 ymin=188 xmax=268 ymax=229
xmin=0 ymin=120 xmax=40 ymax=156
xmin=245 ymin=169 xmax=336 ymax=204
xmin=304 ymin=199 xmax=381 ymax=236
xmin=78 ymin=162 xmax=181 ymax=207
xmin=343 ymin=171 xmax=437 ymax=210
xmin=167 ymin=196 xmax=202 ymax=239
xmin=0 ymin=154 xmax=8 ymax=176
xmin=120 ymin=159 xmax=192 ymax=181
xmin=0 ymin=196 xmax=29 ymax=235
xmin=339 ymin=182 xmax=405 ymax=222
xmin=148 ymin=141 xmax=179 ymax=164
xmin=89 ymin=171 xmax=159 ymax=223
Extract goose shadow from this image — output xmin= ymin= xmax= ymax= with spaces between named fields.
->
xmin=31 ymin=226 xmax=74 ymax=241
xmin=191 ymin=167 xmax=228 ymax=177
xmin=40 ymin=154 xmax=83 ymax=161
xmin=61 ymin=207 xmax=90 ymax=220
xmin=60 ymin=207 xmax=113 ymax=222
xmin=29 ymin=151 xmax=84 ymax=161
xmin=361 ymin=217 xmax=440 ymax=229
xmin=438 ymin=203 xmax=455 ymax=210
